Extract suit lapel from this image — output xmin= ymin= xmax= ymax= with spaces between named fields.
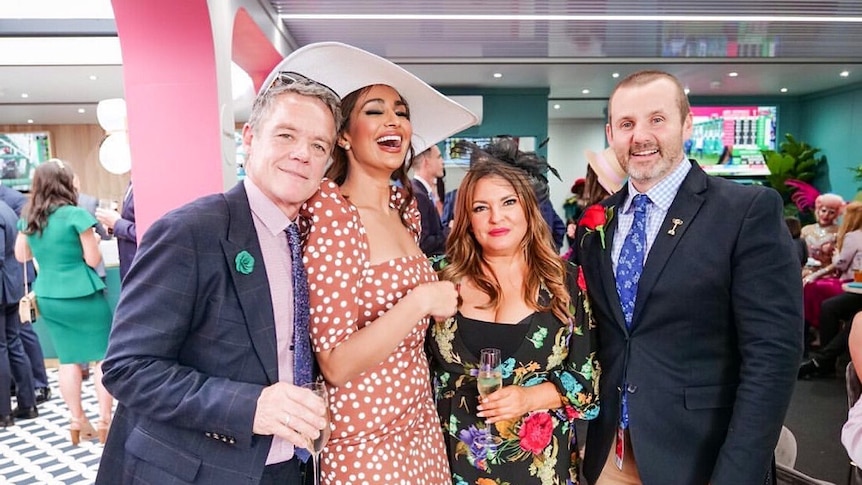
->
xmin=221 ymin=184 xmax=279 ymax=385
xmin=631 ymin=163 xmax=708 ymax=326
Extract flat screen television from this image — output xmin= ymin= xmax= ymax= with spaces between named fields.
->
xmin=0 ymin=132 xmax=51 ymax=191
xmin=686 ymin=106 xmax=776 ymax=177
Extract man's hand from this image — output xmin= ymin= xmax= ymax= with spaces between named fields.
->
xmin=253 ymin=382 xmax=328 ymax=449
xmin=95 ymin=208 xmax=121 ymax=231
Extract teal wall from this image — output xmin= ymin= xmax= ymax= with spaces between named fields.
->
xmin=799 ymin=82 xmax=862 ymax=201
xmin=439 ymin=87 xmax=550 ymax=157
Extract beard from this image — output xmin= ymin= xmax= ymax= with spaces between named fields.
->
xmin=618 ymin=142 xmax=684 ymax=186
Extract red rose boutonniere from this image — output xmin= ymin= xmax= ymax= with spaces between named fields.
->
xmin=578 ymin=204 xmax=614 ymax=249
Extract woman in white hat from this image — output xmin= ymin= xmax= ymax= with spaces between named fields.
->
xmin=272 ymin=42 xmax=478 ymax=484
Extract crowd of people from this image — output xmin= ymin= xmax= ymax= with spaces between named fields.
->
xmin=11 ymin=40 xmax=862 ymax=485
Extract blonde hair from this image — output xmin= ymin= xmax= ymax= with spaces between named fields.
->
xmin=837 ymin=201 xmax=862 ymax=251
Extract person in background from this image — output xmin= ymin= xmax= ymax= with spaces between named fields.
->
xmin=96 ymin=69 xmax=336 ymax=485
xmin=412 ymin=145 xmax=449 ymax=257
xmin=576 ymin=70 xmax=802 ymax=485
xmin=15 ymin=159 xmax=114 ymax=445
xmin=785 ymin=216 xmax=809 ymax=267
xmin=841 ymin=311 xmax=862 ymax=464
xmin=429 ymin=153 xmax=599 ymax=484
xmin=289 ymin=42 xmax=476 ymax=484
xmin=435 ymin=168 xmax=446 ymax=216
xmin=96 ymin=181 xmax=136 ymax=282
xmin=0 ymin=185 xmax=50 ymax=405
xmin=565 ymin=149 xmax=625 ymax=262
xmin=0 ymin=199 xmax=37 ymax=428
xmin=802 ymin=193 xmax=845 ymax=271
xmin=798 ymin=201 xmax=862 ymax=379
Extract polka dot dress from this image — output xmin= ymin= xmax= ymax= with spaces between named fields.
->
xmin=302 ymin=180 xmax=451 ymax=485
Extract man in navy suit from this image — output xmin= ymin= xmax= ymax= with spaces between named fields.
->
xmin=577 ymin=71 xmax=803 ymax=485
xmin=96 ymin=181 xmax=136 ymax=282
xmin=96 ymin=75 xmax=338 ymax=484
xmin=411 ymin=145 xmax=448 ymax=256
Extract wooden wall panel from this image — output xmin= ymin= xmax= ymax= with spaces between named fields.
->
xmin=0 ymin=124 xmax=131 ymax=204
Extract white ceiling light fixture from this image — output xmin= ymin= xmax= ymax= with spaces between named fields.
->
xmin=581 ymin=88 xmax=590 ymax=94
xmin=77 ymin=108 xmax=86 ymax=113
xmin=279 ymin=13 xmax=862 ymax=23
xmin=493 ymin=72 xmax=502 ymax=78
xmin=96 ymin=98 xmax=131 ymax=175
xmin=611 ymin=73 xmax=620 ymax=78
xmin=728 ymin=72 xmax=738 ymax=77
xmin=26 ymin=119 xmax=33 ymax=124
xmin=841 ymin=71 xmax=850 ymax=77
xmin=780 ymin=87 xmax=789 ymax=93
xmin=553 ymin=104 xmax=560 ymax=109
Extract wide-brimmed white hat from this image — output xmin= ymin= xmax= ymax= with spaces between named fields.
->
xmin=261 ymin=42 xmax=479 ymax=154
xmin=584 ymin=147 xmax=626 ymax=194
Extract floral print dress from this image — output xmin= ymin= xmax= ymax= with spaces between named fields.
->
xmin=428 ymin=264 xmax=599 ymax=485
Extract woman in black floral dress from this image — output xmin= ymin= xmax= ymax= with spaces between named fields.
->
xmin=428 ymin=142 xmax=600 ymax=485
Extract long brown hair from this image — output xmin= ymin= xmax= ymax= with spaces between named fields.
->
xmin=837 ymin=201 xmax=862 ymax=251
xmin=326 ymin=84 xmax=415 ymax=228
xmin=21 ymin=159 xmax=78 ymax=235
xmin=441 ymin=160 xmax=569 ymax=322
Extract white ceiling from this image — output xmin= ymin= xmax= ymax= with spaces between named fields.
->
xmin=1 ymin=1 xmax=861 ymax=125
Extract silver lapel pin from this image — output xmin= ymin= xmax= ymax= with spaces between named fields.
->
xmin=668 ymin=218 xmax=683 ymax=236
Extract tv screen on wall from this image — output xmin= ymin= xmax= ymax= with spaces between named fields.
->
xmin=686 ymin=106 xmax=776 ymax=177
xmin=0 ymin=132 xmax=52 ymax=191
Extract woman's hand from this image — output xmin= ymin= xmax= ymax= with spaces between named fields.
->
xmin=415 ymin=280 xmax=458 ymax=321
xmin=477 ymin=385 xmax=533 ymax=424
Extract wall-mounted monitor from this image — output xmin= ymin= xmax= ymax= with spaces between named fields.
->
xmin=686 ymin=106 xmax=776 ymax=178
xmin=0 ymin=132 xmax=52 ymax=191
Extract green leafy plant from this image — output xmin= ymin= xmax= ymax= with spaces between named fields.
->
xmin=853 ymin=165 xmax=862 ymax=190
xmin=762 ymin=133 xmax=825 ymax=218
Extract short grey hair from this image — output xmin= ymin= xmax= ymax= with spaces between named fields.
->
xmin=247 ymin=75 xmax=342 ymax=134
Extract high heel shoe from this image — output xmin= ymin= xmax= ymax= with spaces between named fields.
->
xmin=80 ymin=419 xmax=97 ymax=441
xmin=97 ymin=419 xmax=111 ymax=444
xmin=69 ymin=417 xmax=83 ymax=446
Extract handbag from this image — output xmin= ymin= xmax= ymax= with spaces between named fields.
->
xmin=18 ymin=263 xmax=38 ymax=325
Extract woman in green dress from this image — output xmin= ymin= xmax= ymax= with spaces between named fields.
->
xmin=15 ymin=159 xmax=114 ymax=445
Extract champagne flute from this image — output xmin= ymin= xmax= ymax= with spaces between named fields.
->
xmin=303 ymin=381 xmax=331 ymax=485
xmin=477 ymin=348 xmax=502 ymax=399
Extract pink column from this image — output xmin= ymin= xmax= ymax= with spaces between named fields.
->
xmin=111 ymin=0 xmax=223 ymax=237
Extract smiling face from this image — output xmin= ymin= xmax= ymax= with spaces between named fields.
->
xmin=340 ymin=84 xmax=413 ymax=176
xmin=242 ymin=91 xmax=336 ymax=219
xmin=469 ymin=175 xmax=528 ymax=257
xmin=606 ymin=76 xmax=693 ymax=192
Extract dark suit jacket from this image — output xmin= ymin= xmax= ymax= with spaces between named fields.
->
xmin=577 ymin=161 xmax=803 ymax=485
xmin=114 ymin=184 xmax=137 ymax=281
xmin=0 ymin=200 xmax=23 ymax=305
xmin=77 ymin=192 xmax=110 ymax=277
xmin=411 ymin=178 xmax=448 ymax=257
xmin=97 ymin=183 xmax=283 ymax=484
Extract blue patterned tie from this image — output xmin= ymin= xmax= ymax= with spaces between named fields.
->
xmin=286 ymin=223 xmax=312 ymax=387
xmin=286 ymin=223 xmax=312 ymax=462
xmin=615 ymin=194 xmax=650 ymax=429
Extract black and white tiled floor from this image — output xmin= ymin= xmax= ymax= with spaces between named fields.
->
xmin=0 ymin=368 xmax=108 ymax=484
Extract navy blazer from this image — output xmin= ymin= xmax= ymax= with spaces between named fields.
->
xmin=577 ymin=161 xmax=803 ymax=485
xmin=411 ymin=178 xmax=448 ymax=257
xmin=114 ymin=183 xmax=137 ymax=281
xmin=97 ymin=183 xmax=282 ymax=484
xmin=0 ymin=200 xmax=23 ymax=305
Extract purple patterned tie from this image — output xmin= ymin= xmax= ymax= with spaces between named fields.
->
xmin=286 ymin=223 xmax=312 ymax=388
xmin=614 ymin=194 xmax=650 ymax=429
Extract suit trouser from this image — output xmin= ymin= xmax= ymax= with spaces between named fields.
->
xmin=1 ymin=303 xmax=35 ymax=413
xmin=594 ymin=430 xmax=642 ymax=485
xmin=17 ymin=323 xmax=47 ymax=388
xmin=815 ymin=292 xmax=862 ymax=365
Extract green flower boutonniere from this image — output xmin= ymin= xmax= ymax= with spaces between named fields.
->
xmin=578 ymin=204 xmax=614 ymax=249
xmin=235 ymin=250 xmax=255 ymax=275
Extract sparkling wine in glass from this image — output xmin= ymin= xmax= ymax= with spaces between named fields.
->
xmin=303 ymin=381 xmax=331 ymax=485
xmin=477 ymin=348 xmax=502 ymax=399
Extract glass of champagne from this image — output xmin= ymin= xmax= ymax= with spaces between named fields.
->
xmin=303 ymin=381 xmax=331 ymax=485
xmin=477 ymin=348 xmax=502 ymax=399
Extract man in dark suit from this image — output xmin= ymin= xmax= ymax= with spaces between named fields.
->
xmin=0 ymin=199 xmax=37 ymax=427
xmin=576 ymin=71 xmax=803 ymax=485
xmin=96 ymin=74 xmax=338 ymax=484
xmin=411 ymin=145 xmax=448 ymax=256
xmin=96 ymin=181 xmax=136 ymax=282
xmin=0 ymin=185 xmax=50 ymax=405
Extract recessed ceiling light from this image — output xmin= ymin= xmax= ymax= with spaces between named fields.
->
xmin=26 ymin=119 xmax=33 ymax=124
xmin=553 ymin=104 xmax=560 ymax=110
xmin=684 ymin=87 xmax=691 ymax=95
xmin=20 ymin=93 xmax=28 ymax=98
xmin=780 ymin=87 xmax=789 ymax=93
xmin=77 ymin=108 xmax=86 ymax=114
xmin=89 ymin=75 xmax=98 ymax=81
xmin=728 ymin=72 xmax=738 ymax=77
xmin=493 ymin=73 xmax=502 ymax=78
xmin=581 ymin=88 xmax=590 ymax=94
xmin=840 ymin=70 xmax=850 ymax=77
xmin=611 ymin=72 xmax=620 ymax=78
